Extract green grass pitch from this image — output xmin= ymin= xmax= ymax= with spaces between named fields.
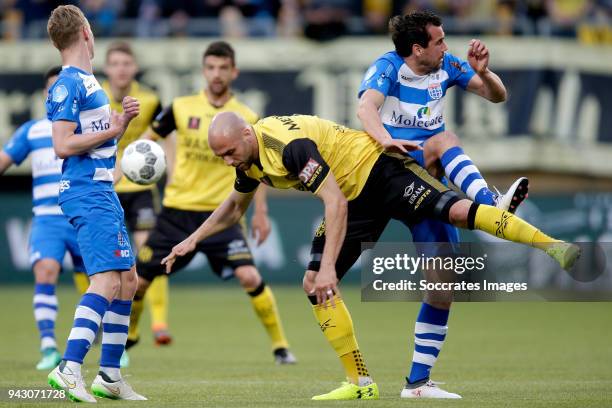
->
xmin=0 ymin=285 xmax=610 ymax=407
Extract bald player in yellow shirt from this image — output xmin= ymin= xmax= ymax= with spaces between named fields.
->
xmin=129 ymin=41 xmax=296 ymax=364
xmin=162 ymin=112 xmax=580 ymax=401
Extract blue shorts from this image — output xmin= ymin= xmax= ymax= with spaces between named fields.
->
xmin=61 ymin=191 xmax=134 ymax=276
xmin=29 ymin=215 xmax=85 ymax=272
xmin=407 ymin=148 xmax=459 ymax=245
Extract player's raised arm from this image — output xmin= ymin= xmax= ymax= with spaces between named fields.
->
xmin=161 ymin=187 xmax=257 ymax=273
xmin=465 ymin=39 xmax=507 ymax=103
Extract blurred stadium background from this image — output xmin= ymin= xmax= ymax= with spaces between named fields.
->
xmin=0 ymin=2 xmax=611 ymax=406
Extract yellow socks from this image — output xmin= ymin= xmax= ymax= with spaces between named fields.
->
xmin=472 ymin=204 xmax=559 ymax=249
xmin=127 ymin=294 xmax=145 ymax=347
xmin=73 ymin=272 xmax=89 ymax=295
xmin=248 ymin=282 xmax=289 ymax=350
xmin=312 ymin=296 xmax=372 ymax=385
xmin=146 ymin=275 xmax=169 ymax=331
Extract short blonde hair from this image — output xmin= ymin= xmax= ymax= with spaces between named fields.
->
xmin=47 ymin=5 xmax=89 ymax=51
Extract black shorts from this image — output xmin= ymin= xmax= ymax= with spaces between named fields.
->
xmin=137 ymin=206 xmax=254 ymax=281
xmin=308 ymin=153 xmax=459 ymax=280
xmin=117 ymin=190 xmax=158 ymax=232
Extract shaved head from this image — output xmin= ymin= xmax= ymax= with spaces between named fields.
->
xmin=208 ymin=111 xmax=248 ymax=149
xmin=209 ymin=111 xmax=258 ymax=171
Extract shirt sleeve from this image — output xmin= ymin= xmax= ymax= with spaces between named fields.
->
xmin=150 ymin=103 xmax=176 ymax=138
xmin=281 ymin=138 xmax=330 ymax=194
xmin=46 ymin=77 xmax=81 ymax=123
xmin=358 ymin=57 xmax=397 ymax=98
xmin=150 ymin=101 xmax=162 ymax=124
xmin=3 ymin=121 xmax=34 ymax=165
xmin=445 ymin=53 xmax=476 ymax=90
xmin=234 ymin=169 xmax=260 ymax=193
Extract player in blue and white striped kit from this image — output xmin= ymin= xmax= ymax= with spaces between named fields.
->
xmin=358 ymin=11 xmax=529 ymax=399
xmin=0 ymin=67 xmax=85 ymax=371
xmin=45 ymin=5 xmax=145 ymax=402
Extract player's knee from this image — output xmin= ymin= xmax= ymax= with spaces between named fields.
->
xmin=121 ymin=267 xmax=139 ymax=298
xmin=448 ymin=199 xmax=472 ymax=228
xmin=33 ymin=259 xmax=60 ymax=283
xmin=302 ymin=270 xmax=316 ymax=294
xmin=442 ymin=130 xmax=460 ymax=147
xmin=235 ymin=266 xmax=261 ymax=289
xmin=90 ymin=273 xmax=121 ymax=301
xmin=426 ymin=131 xmax=457 ymax=157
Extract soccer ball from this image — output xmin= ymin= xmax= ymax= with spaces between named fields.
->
xmin=121 ymin=140 xmax=166 ymax=185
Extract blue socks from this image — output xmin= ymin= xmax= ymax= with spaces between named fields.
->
xmin=408 ymin=302 xmax=450 ymax=384
xmin=441 ymin=146 xmax=496 ymax=205
xmin=100 ymin=299 xmax=132 ymax=380
xmin=33 ymin=283 xmax=58 ymax=351
xmin=63 ymin=293 xmax=109 ymax=364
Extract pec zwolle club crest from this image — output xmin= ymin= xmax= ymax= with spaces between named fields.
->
xmin=428 ymin=83 xmax=443 ymax=100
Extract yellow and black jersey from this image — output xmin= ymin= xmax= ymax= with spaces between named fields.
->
xmin=234 ymin=115 xmax=384 ymax=201
xmin=103 ymin=81 xmax=162 ymax=193
xmin=151 ymin=92 xmax=259 ymax=211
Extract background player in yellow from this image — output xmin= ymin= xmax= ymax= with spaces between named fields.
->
xmin=162 ymin=112 xmax=580 ymax=401
xmin=129 ymin=41 xmax=296 ymax=364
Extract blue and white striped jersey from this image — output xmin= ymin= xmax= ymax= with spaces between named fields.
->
xmin=3 ymin=118 xmax=65 ymax=216
xmin=46 ymin=65 xmax=115 ymax=204
xmin=358 ymin=51 xmax=475 ymax=143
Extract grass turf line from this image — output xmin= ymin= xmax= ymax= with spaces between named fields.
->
xmin=0 ymin=285 xmax=610 ymax=407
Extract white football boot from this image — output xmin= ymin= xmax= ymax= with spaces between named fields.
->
xmin=91 ymin=372 xmax=147 ymax=400
xmin=400 ymin=380 xmax=461 ymax=399
xmin=494 ymin=177 xmax=529 ymax=213
xmin=48 ymin=364 xmax=97 ymax=403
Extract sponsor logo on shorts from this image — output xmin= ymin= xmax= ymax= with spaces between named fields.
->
xmin=117 ymin=232 xmax=128 ymax=248
xmin=404 ymin=183 xmax=431 ymax=208
xmin=408 ymin=185 xmax=426 ymax=205
xmin=227 ymin=239 xmax=250 ymax=257
xmin=114 ymin=249 xmax=131 ymax=258
xmin=413 ymin=189 xmax=431 ymax=209
xmin=403 ymin=182 xmax=415 ymax=198
xmin=299 ymin=158 xmax=322 ymax=186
